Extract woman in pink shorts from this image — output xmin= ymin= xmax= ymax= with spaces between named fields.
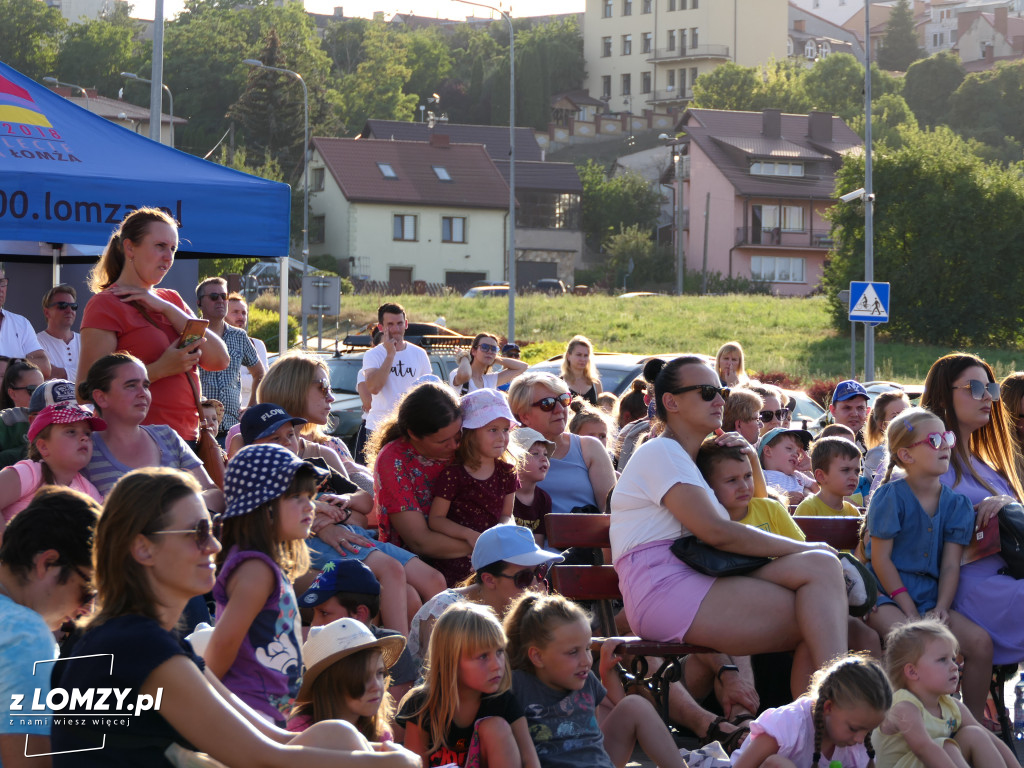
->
xmin=610 ymin=356 xmax=848 ymax=698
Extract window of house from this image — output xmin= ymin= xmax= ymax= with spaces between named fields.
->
xmin=667 ymin=29 xmax=676 ymax=50
xmin=642 ymin=0 xmax=651 ymax=12
xmin=668 ymin=0 xmax=675 ymax=10
xmin=804 ymin=40 xmax=817 ymax=58
xmin=642 ymin=32 xmax=652 ymax=53
xmin=602 ymin=36 xmax=612 ymax=56
xmin=691 ymin=28 xmax=699 ymax=48
xmin=751 ymin=255 xmax=806 ymax=283
xmin=667 ymin=68 xmax=676 ymax=89
xmin=679 ymin=28 xmax=687 ymax=51
xmin=691 ymin=0 xmax=697 ymax=7
xmin=433 ymin=166 xmax=452 ymax=181
xmin=641 ymin=72 xmax=652 ymax=93
xmin=754 ymin=204 xmax=805 ymax=232
xmin=680 ymin=0 xmax=687 ymax=8
xmin=750 ymin=161 xmax=805 ymax=177
xmin=442 ymin=216 xmax=466 ymax=243
xmin=621 ymin=73 xmax=631 ymax=95
xmin=393 ymin=214 xmax=417 ymax=241
xmin=679 ymin=68 xmax=686 ymax=94
xmin=602 ymin=75 xmax=612 ymax=99
xmin=310 ymin=215 xmax=325 ymax=244
xmin=623 ymin=0 xmax=632 ymax=15
xmin=603 ymin=0 xmax=613 ymax=16
xmin=622 ymin=34 xmax=632 ymax=55
xmin=378 ymin=162 xmax=397 ymax=179
xmin=310 ymin=167 xmax=325 ymax=192
xmin=689 ymin=67 xmax=698 ymax=92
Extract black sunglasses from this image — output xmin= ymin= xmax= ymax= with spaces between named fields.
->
xmin=476 ymin=343 xmax=499 ymax=353
xmin=955 ymin=380 xmax=1000 ymax=401
xmin=150 ymin=518 xmax=221 ymax=549
xmin=203 ymin=292 xmax=228 ymax=302
xmin=670 ymin=384 xmax=730 ymax=402
xmin=531 ymin=392 xmax=573 ymax=412
xmin=48 ymin=301 xmax=78 ymax=311
xmin=759 ymin=409 xmax=788 ymax=423
xmin=10 ymin=384 xmax=38 ymax=394
xmin=495 ymin=564 xmax=549 ymax=589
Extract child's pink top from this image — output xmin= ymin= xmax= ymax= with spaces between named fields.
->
xmin=2 ymin=460 xmax=102 ymax=523
xmin=730 ymin=696 xmax=871 ymax=768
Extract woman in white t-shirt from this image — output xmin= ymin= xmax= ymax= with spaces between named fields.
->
xmin=448 ymin=333 xmax=527 ymax=394
xmin=609 ymin=356 xmax=848 ymax=698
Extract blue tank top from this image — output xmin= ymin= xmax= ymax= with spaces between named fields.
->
xmin=539 ymin=433 xmax=598 ymax=515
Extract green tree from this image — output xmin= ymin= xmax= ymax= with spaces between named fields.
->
xmin=336 ymin=23 xmax=418 ymax=133
xmin=0 ymin=0 xmax=65 ymax=80
xmin=903 ymin=51 xmax=965 ymax=128
xmin=578 ymin=161 xmax=662 ymax=251
xmin=690 ymin=62 xmax=761 ymax=110
xmin=948 ymin=61 xmax=1024 ymax=150
xmin=876 ymin=0 xmax=923 ymax=72
xmin=847 ymin=92 xmax=916 ymax=148
xmin=755 ymin=59 xmax=812 ymax=114
xmin=322 ymin=17 xmax=368 ymax=75
xmin=823 ymin=125 xmax=1024 ymax=345
xmin=56 ymin=16 xmax=140 ymax=97
xmin=401 ymin=27 xmax=454 ymax=107
xmin=604 ymin=224 xmax=673 ymax=289
xmin=803 ymin=54 xmax=900 ymax=123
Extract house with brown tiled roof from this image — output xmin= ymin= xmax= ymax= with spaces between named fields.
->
xmin=671 ymin=108 xmax=860 ymax=295
xmin=308 ymin=135 xmax=511 ymax=291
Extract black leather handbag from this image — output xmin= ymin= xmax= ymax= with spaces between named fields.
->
xmin=670 ymin=536 xmax=771 ymax=577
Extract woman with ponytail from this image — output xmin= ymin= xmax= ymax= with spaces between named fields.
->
xmin=78 ymin=208 xmax=229 ymax=444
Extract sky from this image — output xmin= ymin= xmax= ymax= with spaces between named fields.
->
xmin=133 ymin=0 xmax=583 ymax=23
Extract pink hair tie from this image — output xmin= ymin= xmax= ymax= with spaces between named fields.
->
xmin=889 ymin=586 xmax=909 ymax=598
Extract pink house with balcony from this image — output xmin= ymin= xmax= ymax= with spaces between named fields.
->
xmin=672 ymin=108 xmax=861 ymax=296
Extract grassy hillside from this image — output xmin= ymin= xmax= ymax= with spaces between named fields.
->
xmin=264 ymin=293 xmax=1024 ymax=385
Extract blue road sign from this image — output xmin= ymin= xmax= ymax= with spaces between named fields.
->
xmin=849 ymin=281 xmax=890 ymax=324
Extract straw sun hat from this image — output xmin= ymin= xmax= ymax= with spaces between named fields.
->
xmin=297 ymin=618 xmax=406 ymax=702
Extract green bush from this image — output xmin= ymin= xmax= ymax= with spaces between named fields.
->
xmin=248 ymin=306 xmax=299 ymax=353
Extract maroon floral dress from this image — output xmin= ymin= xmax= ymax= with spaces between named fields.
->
xmin=430 ymin=459 xmax=519 ymax=585
xmin=374 ymin=438 xmax=449 ymax=548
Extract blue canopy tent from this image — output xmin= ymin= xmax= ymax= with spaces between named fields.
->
xmin=0 ymin=60 xmax=292 ymax=350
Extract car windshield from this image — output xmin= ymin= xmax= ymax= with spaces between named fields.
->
xmin=326 ymin=358 xmax=362 ymax=393
xmin=527 ymin=360 xmax=642 ymax=396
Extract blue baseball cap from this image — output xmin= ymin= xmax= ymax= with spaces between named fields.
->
xmin=224 ymin=443 xmax=326 ymax=519
xmin=757 ymin=427 xmax=813 ymax=457
xmin=470 ymin=524 xmax=563 ymax=572
xmin=832 ymin=380 xmax=868 ymax=403
xmin=300 ymin=560 xmax=380 ymax=606
xmin=240 ymin=403 xmax=307 ymax=445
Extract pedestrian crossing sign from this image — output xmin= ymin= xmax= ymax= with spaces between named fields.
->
xmin=849 ymin=281 xmax=890 ymax=324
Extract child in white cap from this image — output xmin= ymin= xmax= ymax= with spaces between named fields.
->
xmin=510 ymin=427 xmax=555 ymax=546
xmin=427 ymin=389 xmax=520 ymax=587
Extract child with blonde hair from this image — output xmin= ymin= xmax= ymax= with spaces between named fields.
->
xmin=503 ymin=592 xmax=685 ymax=768
xmin=863 ymin=407 xmax=993 ymax=721
xmin=874 ymin=618 xmax=1020 ymax=768
xmin=397 ymin=601 xmax=539 ymax=768
xmin=429 ymin=389 xmax=519 ymax=586
xmin=731 ymin=654 xmax=892 ymax=768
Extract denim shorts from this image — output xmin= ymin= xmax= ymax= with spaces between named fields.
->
xmin=306 ymin=524 xmax=418 ymax=570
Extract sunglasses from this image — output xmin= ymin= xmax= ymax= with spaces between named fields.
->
xmin=150 ymin=518 xmax=222 ymax=549
xmin=48 ymin=301 xmax=78 ymax=311
xmin=495 ymin=564 xmax=549 ymax=589
xmin=313 ymin=379 xmax=332 ymax=397
xmin=670 ymin=384 xmax=730 ymax=402
xmin=10 ymin=384 xmax=38 ymax=394
xmin=908 ymin=431 xmax=957 ymax=451
xmin=72 ymin=565 xmax=97 ymax=606
xmin=476 ymin=343 xmax=499 ymax=353
xmin=531 ymin=392 xmax=573 ymax=411
xmin=203 ymin=292 xmax=228 ymax=302
xmin=759 ymin=409 xmax=788 ymax=423
xmin=954 ymin=380 xmax=1000 ymax=401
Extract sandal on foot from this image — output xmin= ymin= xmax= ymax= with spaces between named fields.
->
xmin=700 ymin=716 xmax=750 ymax=755
xmin=729 ymin=713 xmax=755 ymax=727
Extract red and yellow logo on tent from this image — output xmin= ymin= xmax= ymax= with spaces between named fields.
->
xmin=0 ymin=74 xmax=53 ymax=128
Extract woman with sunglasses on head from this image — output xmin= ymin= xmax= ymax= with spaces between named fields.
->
xmin=508 ymin=372 xmax=616 ymax=515
xmin=450 ymin=332 xmax=527 ymax=394
xmin=50 ymin=467 xmax=420 ymax=768
xmin=610 ymin=357 xmax=848 ymax=699
xmin=406 ymin=524 xmax=562 ymax=671
xmin=920 ymin=353 xmax=1024 ymax=668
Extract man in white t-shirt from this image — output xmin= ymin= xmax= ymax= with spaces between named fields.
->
xmin=36 ymin=284 xmax=81 ymax=382
xmin=0 ymin=270 xmax=50 ymax=377
xmin=356 ymin=302 xmax=430 ymax=461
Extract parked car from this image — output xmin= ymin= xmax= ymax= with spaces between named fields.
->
xmin=781 ymin=388 xmax=826 ymax=435
xmin=241 ymin=258 xmax=317 ymax=301
xmin=527 ymin=352 xmax=715 ymax=398
xmin=463 ymin=285 xmax=509 ymax=299
xmin=534 ymin=278 xmax=567 ymax=296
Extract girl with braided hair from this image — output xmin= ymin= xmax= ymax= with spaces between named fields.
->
xmin=731 ymin=654 xmax=891 ymax=767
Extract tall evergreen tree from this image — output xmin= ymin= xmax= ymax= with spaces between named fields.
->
xmin=877 ymin=0 xmax=923 ymax=72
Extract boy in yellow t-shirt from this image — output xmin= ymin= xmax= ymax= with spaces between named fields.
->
xmin=795 ymin=436 xmax=863 ymax=517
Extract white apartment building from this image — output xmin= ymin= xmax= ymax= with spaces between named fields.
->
xmin=583 ymin=0 xmax=789 ymax=114
xmin=923 ymin=0 xmax=1020 ymax=53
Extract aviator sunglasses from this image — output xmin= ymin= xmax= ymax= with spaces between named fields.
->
xmin=908 ymin=431 xmax=956 ymax=451
xmin=150 ymin=517 xmax=222 ymax=549
xmin=531 ymin=392 xmax=573 ymax=412
xmin=670 ymin=384 xmax=731 ymax=402
xmin=954 ymin=380 xmax=1000 ymax=401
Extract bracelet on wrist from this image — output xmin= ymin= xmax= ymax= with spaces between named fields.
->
xmin=889 ymin=586 xmax=909 ymax=598
xmin=716 ymin=664 xmax=740 ymax=683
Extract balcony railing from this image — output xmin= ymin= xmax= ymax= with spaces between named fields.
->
xmin=647 ymin=44 xmax=731 ymax=62
xmin=735 ymin=226 xmax=834 ymax=249
xmin=648 ymin=87 xmax=690 ymax=103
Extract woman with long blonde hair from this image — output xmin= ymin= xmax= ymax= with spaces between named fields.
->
xmin=560 ymin=335 xmax=602 ymax=405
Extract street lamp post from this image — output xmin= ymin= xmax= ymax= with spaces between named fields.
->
xmin=244 ymin=58 xmax=309 ymax=350
xmin=121 ymin=72 xmax=174 ymax=147
xmin=863 ymin=0 xmax=875 ymax=381
xmin=42 ymin=77 xmax=89 ymax=113
xmin=452 ymin=0 xmax=516 ymax=347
